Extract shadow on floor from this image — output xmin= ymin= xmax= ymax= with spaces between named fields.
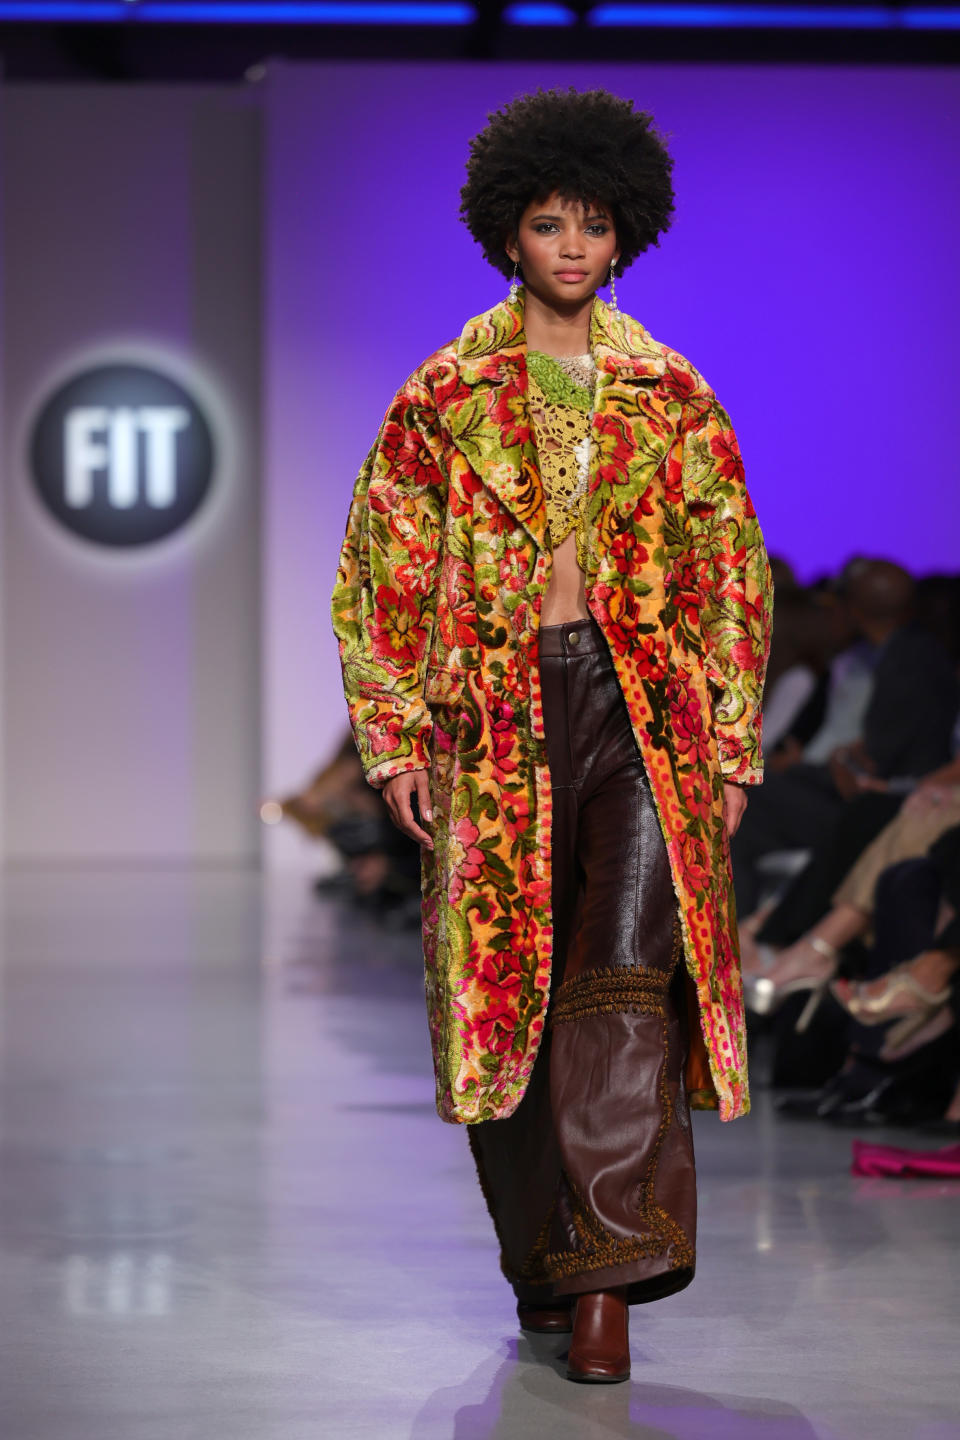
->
xmin=410 ymin=1334 xmax=820 ymax=1439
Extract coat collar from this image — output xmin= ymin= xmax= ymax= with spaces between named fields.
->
xmin=443 ymin=291 xmax=671 ymax=558
xmin=455 ymin=290 xmax=667 ymax=385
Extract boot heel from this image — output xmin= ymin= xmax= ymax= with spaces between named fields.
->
xmin=566 ymin=1287 xmax=630 ymax=1383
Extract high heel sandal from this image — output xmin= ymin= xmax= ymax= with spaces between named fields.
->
xmin=830 ymin=963 xmax=952 ymax=1051
xmin=743 ymin=936 xmax=839 ymax=1033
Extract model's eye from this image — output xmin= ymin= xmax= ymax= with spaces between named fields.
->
xmin=587 ymin=224 xmax=610 ymax=236
xmin=533 ymin=223 xmax=559 ymax=234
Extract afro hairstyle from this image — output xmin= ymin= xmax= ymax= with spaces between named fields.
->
xmin=459 ymin=87 xmax=675 ymax=279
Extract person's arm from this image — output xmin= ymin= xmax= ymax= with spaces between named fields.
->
xmin=862 ymin=632 xmax=959 ymax=779
xmin=331 ymin=373 xmax=447 ymax=802
xmin=756 ymin=664 xmax=817 ymax=753
xmin=679 ymin=386 xmax=774 ymax=789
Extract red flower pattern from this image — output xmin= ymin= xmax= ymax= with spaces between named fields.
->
xmin=371 ymin=584 xmax=428 ymax=670
xmin=608 ymin=529 xmax=650 ymax=577
xmin=634 ymin=634 xmax=668 ymax=681
xmin=480 ymin=948 xmax=523 ymax=993
xmin=667 ymin=667 xmax=713 ymax=764
xmin=594 ymin=582 xmax=650 ymax=656
xmin=333 ymin=292 xmax=772 ymax=1127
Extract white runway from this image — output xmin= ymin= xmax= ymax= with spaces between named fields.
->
xmin=0 ymin=869 xmax=957 ymax=1440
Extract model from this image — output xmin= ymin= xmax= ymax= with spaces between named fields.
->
xmin=331 ymin=86 xmax=773 ymax=1383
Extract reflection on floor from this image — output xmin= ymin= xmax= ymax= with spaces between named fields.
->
xmin=0 ymin=869 xmax=957 ymax=1440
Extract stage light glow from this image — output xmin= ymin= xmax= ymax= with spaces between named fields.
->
xmin=503 ymin=2 xmax=576 ymax=22
xmin=903 ymin=6 xmax=960 ymax=23
xmin=590 ymin=5 xmax=900 ymax=26
xmin=1 ymin=0 xmax=959 ymax=25
xmin=0 ymin=0 xmax=478 ymax=20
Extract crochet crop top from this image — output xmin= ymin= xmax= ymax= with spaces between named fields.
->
xmin=526 ymin=349 xmax=597 ymax=571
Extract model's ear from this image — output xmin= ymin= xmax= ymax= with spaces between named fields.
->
xmin=504 ymin=233 xmax=519 ymax=266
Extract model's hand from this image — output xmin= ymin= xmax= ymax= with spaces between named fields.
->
xmin=383 ymin=770 xmax=434 ymax=850
xmin=723 ymin=782 xmax=748 ymax=838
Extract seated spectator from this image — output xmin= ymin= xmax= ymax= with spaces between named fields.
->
xmin=731 ymin=558 xmax=959 ymax=916
xmin=832 ymin=821 xmax=960 ymax=1044
xmin=758 ymin=586 xmax=831 ymax=757
xmin=271 ymin=733 xmax=422 ymax=924
xmin=775 ymin=824 xmax=960 ymax=1132
xmin=915 ymin=571 xmax=960 ymax=668
xmin=742 ymin=753 xmax=960 ymax=1020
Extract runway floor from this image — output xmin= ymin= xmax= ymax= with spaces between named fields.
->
xmin=0 ymin=868 xmax=957 ymax=1440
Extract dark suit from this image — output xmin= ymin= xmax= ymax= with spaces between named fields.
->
xmin=731 ymin=624 xmax=959 ymax=916
xmin=862 ymin=626 xmax=960 ymax=780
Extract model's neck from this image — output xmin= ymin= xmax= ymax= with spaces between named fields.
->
xmin=521 ymin=287 xmax=594 ymax=356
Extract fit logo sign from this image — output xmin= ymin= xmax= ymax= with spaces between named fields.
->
xmin=31 ymin=364 xmax=214 ymax=547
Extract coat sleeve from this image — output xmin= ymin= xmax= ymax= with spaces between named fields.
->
xmin=330 ymin=375 xmax=447 ymax=789
xmin=680 ymin=388 xmax=773 ymax=786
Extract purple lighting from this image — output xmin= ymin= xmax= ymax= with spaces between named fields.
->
xmin=266 ymin=62 xmax=960 ymax=588
xmin=0 ymin=0 xmax=479 ymax=20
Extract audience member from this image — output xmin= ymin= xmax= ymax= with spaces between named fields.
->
xmin=742 ymin=753 xmax=960 ymax=1019
xmin=273 ymin=734 xmax=422 ymax=924
xmin=774 ymin=824 xmax=960 ymax=1132
xmin=731 ymin=558 xmax=959 ymax=916
xmin=734 ymin=554 xmax=960 ymax=1138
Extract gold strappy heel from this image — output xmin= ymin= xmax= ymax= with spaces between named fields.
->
xmin=830 ymin=963 xmax=952 ymax=1051
xmin=743 ymin=936 xmax=839 ymax=1033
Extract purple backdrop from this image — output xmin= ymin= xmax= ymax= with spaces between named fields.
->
xmin=262 ymin=60 xmax=960 ymax=818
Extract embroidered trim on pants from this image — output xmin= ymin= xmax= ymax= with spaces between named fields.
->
xmin=548 ymin=963 xmax=672 ymax=1028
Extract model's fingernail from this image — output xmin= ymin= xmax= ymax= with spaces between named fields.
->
xmin=423 ymin=809 xmax=433 ymax=822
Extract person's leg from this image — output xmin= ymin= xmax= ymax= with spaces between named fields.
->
xmin=540 ymin=623 xmax=696 ymax=1381
xmin=864 ymin=858 xmax=944 ymax=981
xmin=753 ymin=791 xmax=902 ymax=947
xmin=748 ymin=793 xmax=957 ymax=988
xmin=545 ymin=625 xmax=695 ymax=1286
xmin=550 ymin=749 xmax=695 ymax=1299
xmin=749 ymin=902 xmax=868 ymax=988
xmin=466 ymin=619 xmax=695 ymax=1377
xmin=730 ymin=764 xmax=844 ymax=915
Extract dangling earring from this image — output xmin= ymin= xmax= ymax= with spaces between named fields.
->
xmin=607 ymin=261 xmax=619 ymax=314
xmin=508 ymin=258 xmax=521 ymax=302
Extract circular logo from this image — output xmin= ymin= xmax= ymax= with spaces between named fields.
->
xmin=30 ymin=363 xmax=215 ymax=547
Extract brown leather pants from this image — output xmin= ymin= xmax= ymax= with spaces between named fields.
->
xmin=468 ymin=616 xmax=697 ymax=1305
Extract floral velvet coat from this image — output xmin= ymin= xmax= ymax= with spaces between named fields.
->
xmin=332 ymin=292 xmax=773 ymax=1125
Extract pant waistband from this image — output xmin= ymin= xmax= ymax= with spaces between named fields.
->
xmin=538 ymin=616 xmax=608 ymax=658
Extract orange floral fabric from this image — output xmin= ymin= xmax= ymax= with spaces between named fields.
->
xmin=331 ymin=292 xmax=773 ymax=1124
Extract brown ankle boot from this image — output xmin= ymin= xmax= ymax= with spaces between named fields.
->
xmin=517 ymin=1299 xmax=574 ymax=1333
xmin=566 ymin=1286 xmax=630 ymax=1383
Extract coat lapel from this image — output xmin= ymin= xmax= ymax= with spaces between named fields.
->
xmin=442 ymin=294 xmax=546 ymax=550
xmin=442 ymin=291 xmax=671 ymax=552
xmin=588 ymin=298 xmax=673 ymax=499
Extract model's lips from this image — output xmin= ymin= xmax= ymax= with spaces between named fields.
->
xmin=555 ymin=270 xmax=588 ymax=281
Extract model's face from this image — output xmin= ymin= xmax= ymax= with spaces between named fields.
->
xmin=505 ymin=191 xmax=620 ymax=308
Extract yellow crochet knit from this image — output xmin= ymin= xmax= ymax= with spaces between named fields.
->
xmin=526 ymin=349 xmax=595 ymax=569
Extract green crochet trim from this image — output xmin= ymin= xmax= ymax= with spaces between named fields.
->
xmin=526 ymin=350 xmax=593 ymax=412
